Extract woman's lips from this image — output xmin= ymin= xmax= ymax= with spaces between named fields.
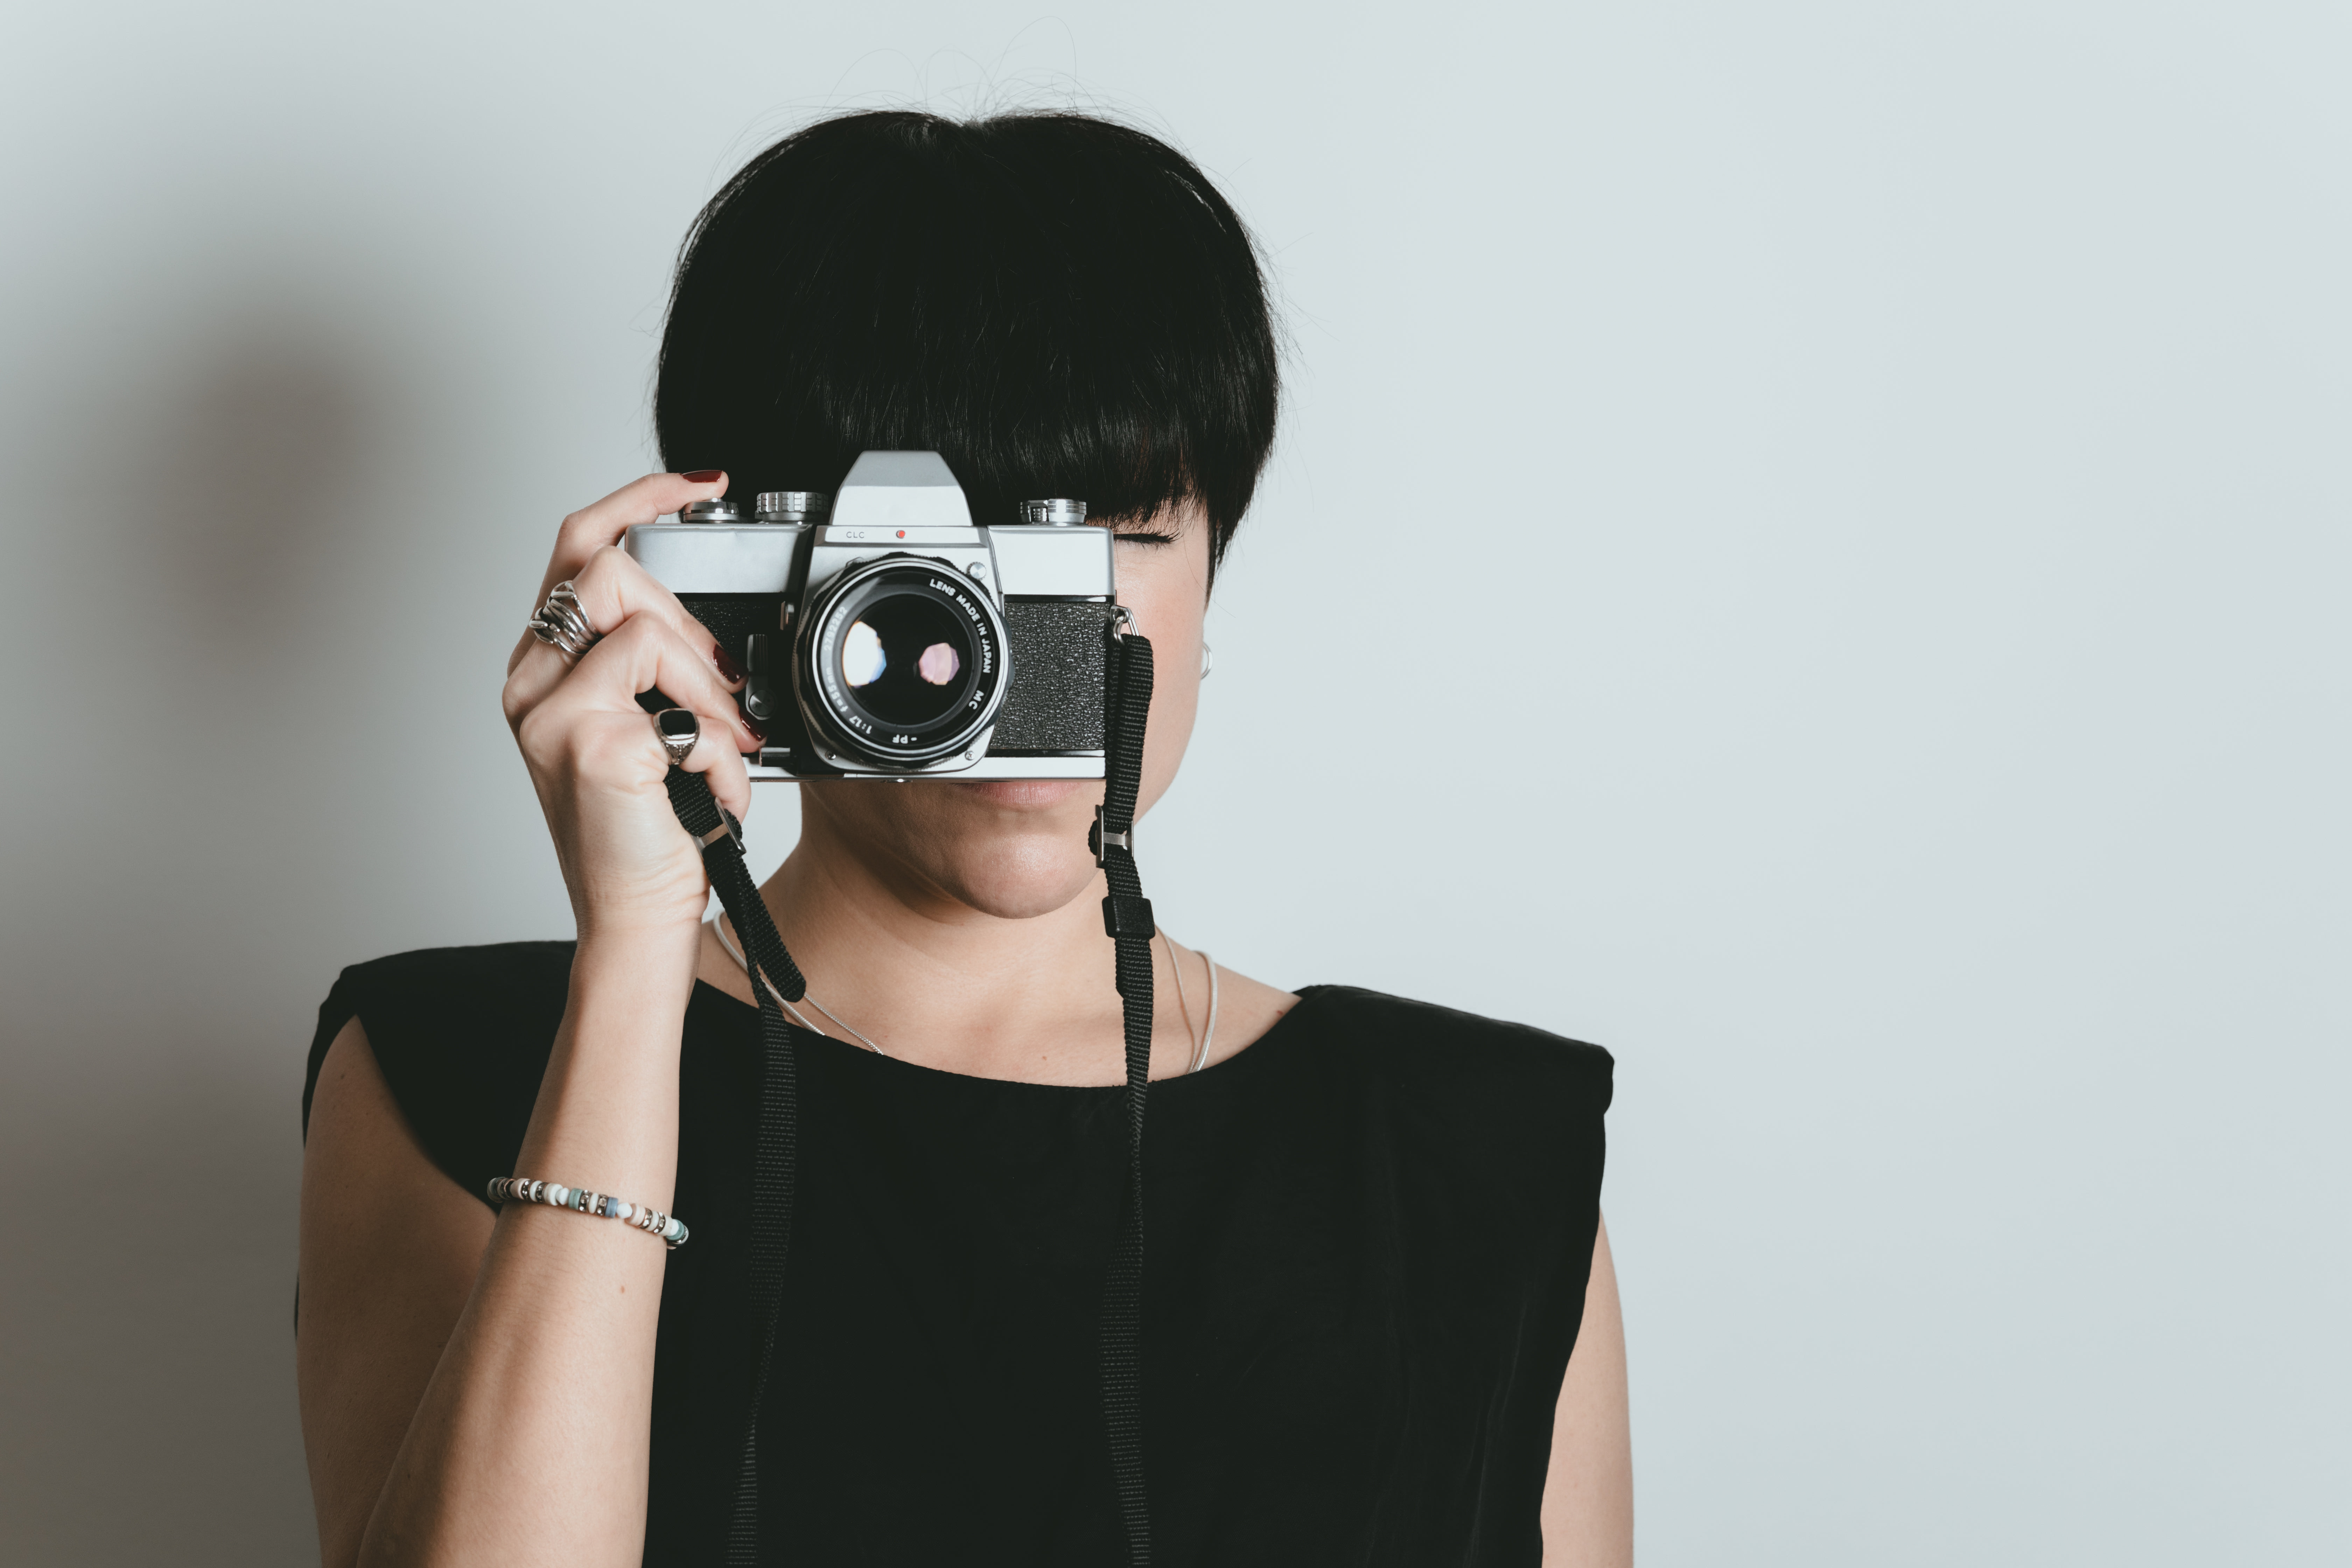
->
xmin=951 ymin=778 xmax=1088 ymax=809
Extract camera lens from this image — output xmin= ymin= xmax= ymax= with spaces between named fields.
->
xmin=836 ymin=592 xmax=969 ymax=725
xmin=798 ymin=558 xmax=1008 ymax=767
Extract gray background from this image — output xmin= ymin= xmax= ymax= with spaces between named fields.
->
xmin=2 ymin=2 xmax=2344 ymax=1563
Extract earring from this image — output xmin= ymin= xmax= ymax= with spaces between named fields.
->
xmin=1200 ymin=642 xmax=1214 ymax=679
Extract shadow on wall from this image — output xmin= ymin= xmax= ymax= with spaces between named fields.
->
xmin=0 ymin=1061 xmax=318 ymax=1566
xmin=139 ymin=330 xmax=366 ymax=657
xmin=1 ymin=299 xmax=407 ymax=1566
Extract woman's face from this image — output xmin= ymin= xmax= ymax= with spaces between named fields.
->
xmin=797 ymin=500 xmax=1212 ymax=920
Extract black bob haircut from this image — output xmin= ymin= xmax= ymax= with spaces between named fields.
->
xmin=655 ymin=110 xmax=1280 ymax=575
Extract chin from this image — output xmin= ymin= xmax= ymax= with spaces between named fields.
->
xmin=812 ymin=776 xmax=1107 ymax=922
xmin=922 ymin=820 xmax=1101 ymax=920
xmin=924 ymin=779 xmax=1105 ymax=918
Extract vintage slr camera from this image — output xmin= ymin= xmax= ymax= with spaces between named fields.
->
xmin=625 ymin=450 xmax=1117 ymax=780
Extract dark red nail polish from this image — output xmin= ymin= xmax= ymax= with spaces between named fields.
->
xmin=713 ymin=643 xmax=744 ymax=684
xmin=682 ymin=468 xmax=723 ymax=483
xmin=738 ymin=712 xmax=768 ymax=744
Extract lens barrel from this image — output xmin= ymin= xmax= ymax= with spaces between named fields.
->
xmin=794 ymin=555 xmax=1009 ymax=768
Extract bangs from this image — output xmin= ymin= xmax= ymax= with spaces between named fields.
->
xmin=655 ymin=111 xmax=1279 ymax=565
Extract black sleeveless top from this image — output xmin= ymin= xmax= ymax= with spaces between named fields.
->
xmin=304 ymin=943 xmax=1612 ymax=1566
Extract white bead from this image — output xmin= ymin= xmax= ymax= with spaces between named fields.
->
xmin=611 ymin=1201 xmax=632 ymax=1221
xmin=548 ymin=1184 xmax=568 ymax=1206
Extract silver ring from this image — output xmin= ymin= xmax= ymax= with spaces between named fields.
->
xmin=527 ymin=581 xmax=600 ymax=661
xmin=653 ymin=708 xmax=700 ymax=769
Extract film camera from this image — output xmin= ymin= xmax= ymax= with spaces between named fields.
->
xmin=625 ymin=451 xmax=1118 ymax=780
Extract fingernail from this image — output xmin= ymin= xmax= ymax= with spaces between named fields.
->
xmin=712 ymin=643 xmax=744 ymax=684
xmin=682 ymin=468 xmax=724 ymax=484
xmin=738 ymin=711 xmax=768 ymax=743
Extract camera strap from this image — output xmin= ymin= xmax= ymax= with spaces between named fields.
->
xmin=1095 ymin=618 xmax=1158 ymax=1568
xmin=663 ymin=609 xmax=1157 ymax=1567
xmin=661 ymin=766 xmax=805 ymax=1568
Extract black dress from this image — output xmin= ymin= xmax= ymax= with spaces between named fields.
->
xmin=303 ymin=943 xmax=1613 ymax=1567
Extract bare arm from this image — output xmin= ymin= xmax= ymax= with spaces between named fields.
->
xmin=299 ymin=1018 xmax=493 ymax=1563
xmin=296 ymin=471 xmax=761 ymax=1566
xmin=1540 ymin=1215 xmax=1633 ymax=1567
xmin=300 ymin=954 xmax=693 ymax=1566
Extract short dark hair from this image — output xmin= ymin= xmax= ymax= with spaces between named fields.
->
xmin=656 ymin=110 xmax=1279 ymax=573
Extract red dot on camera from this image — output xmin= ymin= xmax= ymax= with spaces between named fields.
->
xmin=896 ymin=530 xmax=906 ymax=538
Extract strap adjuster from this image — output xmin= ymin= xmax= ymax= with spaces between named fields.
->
xmin=1102 ymin=894 xmax=1155 ymax=940
xmin=695 ymin=810 xmax=742 ymax=853
xmin=1089 ymin=805 xmax=1132 ymax=866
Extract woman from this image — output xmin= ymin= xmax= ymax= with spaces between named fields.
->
xmin=298 ymin=109 xmax=1629 ymax=1567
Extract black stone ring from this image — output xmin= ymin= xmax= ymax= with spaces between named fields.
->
xmin=654 ymin=708 xmax=700 ymax=769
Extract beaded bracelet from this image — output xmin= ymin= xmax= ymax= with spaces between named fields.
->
xmin=488 ymin=1175 xmax=689 ymax=1249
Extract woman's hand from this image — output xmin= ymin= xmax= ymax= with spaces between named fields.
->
xmin=501 ymin=471 xmax=763 ymax=944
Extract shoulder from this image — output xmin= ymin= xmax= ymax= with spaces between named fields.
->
xmin=1286 ymin=983 xmax=1614 ymax=1118
xmin=322 ymin=939 xmax=578 ymax=1013
xmin=304 ymin=941 xmax=575 ymax=1199
xmin=1259 ymin=986 xmax=1612 ymax=1269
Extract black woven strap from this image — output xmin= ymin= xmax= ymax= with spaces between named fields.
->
xmin=664 ymin=768 xmax=803 ymax=1567
xmin=1096 ymin=625 xmax=1156 ymax=1568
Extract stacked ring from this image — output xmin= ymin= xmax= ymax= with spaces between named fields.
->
xmin=527 ymin=581 xmax=598 ymax=660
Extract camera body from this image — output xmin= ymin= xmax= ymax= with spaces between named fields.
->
xmin=625 ymin=451 xmax=1115 ymax=781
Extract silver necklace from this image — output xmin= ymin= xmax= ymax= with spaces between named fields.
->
xmin=1164 ymin=933 xmax=1221 ymax=1075
xmin=712 ymin=914 xmax=887 ymax=1055
xmin=709 ymin=916 xmax=1219 ymax=1073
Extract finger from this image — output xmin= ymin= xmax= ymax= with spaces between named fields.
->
xmin=511 ymin=701 xmax=754 ymax=833
xmin=536 ymin=611 xmax=765 ymax=758
xmin=538 ymin=469 xmax=728 ymax=604
xmin=671 ymin=710 xmax=755 ymax=826
xmin=508 ymin=472 xmax=728 ymax=681
xmin=512 ymin=618 xmax=758 ymax=823
xmin=506 ymin=544 xmax=743 ymax=705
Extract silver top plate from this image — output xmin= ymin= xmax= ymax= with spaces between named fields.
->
xmin=624 ymin=523 xmax=801 ymax=593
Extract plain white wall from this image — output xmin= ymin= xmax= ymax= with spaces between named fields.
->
xmin=2 ymin=3 xmax=2345 ymax=1563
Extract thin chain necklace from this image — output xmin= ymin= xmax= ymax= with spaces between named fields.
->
xmin=1165 ymin=930 xmax=1222 ymax=1075
xmin=708 ymin=914 xmax=1219 ymax=1072
xmin=712 ymin=913 xmax=887 ymax=1055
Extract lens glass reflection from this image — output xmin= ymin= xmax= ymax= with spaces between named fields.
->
xmin=835 ymin=591 xmax=973 ymax=725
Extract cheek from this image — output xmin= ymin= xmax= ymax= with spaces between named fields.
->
xmin=1115 ymin=542 xmax=1209 ymax=814
xmin=1115 ymin=523 xmax=1209 ymax=678
xmin=1136 ymin=660 xmax=1199 ymax=816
